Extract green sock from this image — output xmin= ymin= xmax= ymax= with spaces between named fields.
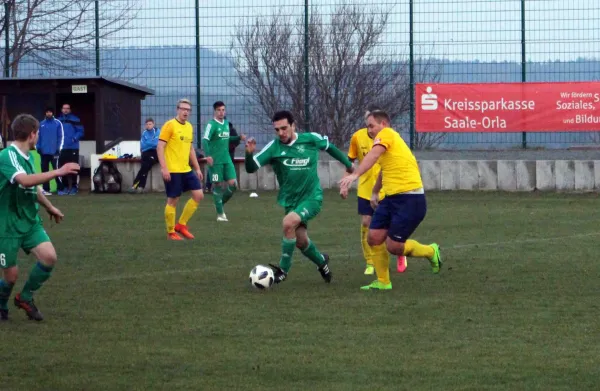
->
xmin=222 ymin=185 xmax=236 ymax=204
xmin=212 ymin=186 xmax=224 ymax=215
xmin=301 ymin=240 xmax=325 ymax=267
xmin=0 ymin=280 xmax=14 ymax=310
xmin=279 ymin=237 xmax=296 ymax=273
xmin=20 ymin=262 xmax=53 ymax=302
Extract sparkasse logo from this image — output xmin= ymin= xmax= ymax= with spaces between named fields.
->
xmin=421 ymin=86 xmax=438 ymax=111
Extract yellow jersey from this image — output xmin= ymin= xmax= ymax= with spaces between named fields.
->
xmin=159 ymin=118 xmax=194 ymax=173
xmin=373 ymin=127 xmax=423 ymax=195
xmin=348 ymin=128 xmax=384 ymax=200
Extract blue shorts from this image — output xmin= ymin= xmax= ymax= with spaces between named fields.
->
xmin=165 ymin=171 xmax=202 ymax=198
xmin=369 ymin=193 xmax=427 ymax=243
xmin=358 ymin=197 xmax=374 ymax=216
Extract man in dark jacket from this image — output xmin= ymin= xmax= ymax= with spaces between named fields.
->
xmin=56 ymin=103 xmax=84 ymax=195
xmin=205 ymin=118 xmax=240 ymax=192
xmin=36 ymin=108 xmax=64 ymax=195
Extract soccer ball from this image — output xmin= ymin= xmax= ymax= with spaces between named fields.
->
xmin=249 ymin=265 xmax=274 ymax=289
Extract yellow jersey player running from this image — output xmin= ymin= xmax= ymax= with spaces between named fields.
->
xmin=339 ymin=109 xmax=442 ymax=290
xmin=347 ymin=105 xmax=407 ymax=276
xmin=157 ymin=99 xmax=204 ymax=240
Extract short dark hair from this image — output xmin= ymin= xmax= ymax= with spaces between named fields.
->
xmin=272 ymin=110 xmax=295 ymax=125
xmin=366 ymin=104 xmax=383 ymax=113
xmin=368 ymin=110 xmax=391 ymax=125
xmin=145 ymin=118 xmax=154 ymax=124
xmin=45 ymin=107 xmax=54 ymax=113
xmin=12 ymin=114 xmax=39 ymax=141
xmin=213 ymin=101 xmax=225 ymax=110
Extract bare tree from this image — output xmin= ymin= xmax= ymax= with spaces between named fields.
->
xmin=230 ymin=4 xmax=443 ymax=148
xmin=0 ymin=0 xmax=138 ymax=77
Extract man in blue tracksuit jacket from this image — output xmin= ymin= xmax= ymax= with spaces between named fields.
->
xmin=128 ymin=118 xmax=160 ymax=193
xmin=36 ymin=107 xmax=64 ymax=194
xmin=56 ymin=103 xmax=84 ymax=195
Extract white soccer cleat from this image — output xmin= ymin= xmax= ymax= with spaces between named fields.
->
xmin=217 ymin=214 xmax=228 ymax=222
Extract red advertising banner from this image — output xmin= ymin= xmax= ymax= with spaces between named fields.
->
xmin=415 ymin=82 xmax=600 ymax=132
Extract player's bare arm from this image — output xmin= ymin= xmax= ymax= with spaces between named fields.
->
xmin=244 ymin=138 xmax=259 ymax=173
xmin=339 ymin=145 xmax=385 ymax=190
xmin=189 ymin=145 xmax=203 ymax=181
xmin=36 ymin=186 xmax=64 ymax=223
xmin=370 ymin=172 xmax=383 ymax=209
xmin=157 ymin=140 xmax=170 ymax=182
xmin=13 ymin=163 xmax=79 ymax=189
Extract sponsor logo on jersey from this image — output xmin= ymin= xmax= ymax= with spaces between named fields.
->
xmin=282 ymin=157 xmax=310 ymax=167
xmin=218 ymin=130 xmax=230 ymax=138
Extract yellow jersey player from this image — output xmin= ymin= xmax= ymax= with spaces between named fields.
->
xmin=339 ymin=109 xmax=442 ymax=291
xmin=157 ymin=99 xmax=204 ymax=240
xmin=347 ymin=106 xmax=407 ymax=275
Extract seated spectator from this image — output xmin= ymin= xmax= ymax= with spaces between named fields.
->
xmin=128 ymin=118 xmax=160 ymax=193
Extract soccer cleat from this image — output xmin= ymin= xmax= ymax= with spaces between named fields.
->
xmin=0 ymin=309 xmax=8 ymax=321
xmin=175 ymin=223 xmax=195 ymax=239
xmin=42 ymin=190 xmax=52 ymax=196
xmin=429 ymin=243 xmax=442 ymax=274
xmin=69 ymin=186 xmax=78 ymax=195
xmin=364 ymin=265 xmax=375 ymax=275
xmin=216 ymin=214 xmax=228 ymax=222
xmin=167 ymin=232 xmax=184 ymax=241
xmin=360 ymin=280 xmax=392 ymax=291
xmin=268 ymin=264 xmax=288 ymax=284
xmin=397 ymin=255 xmax=407 ymax=273
xmin=14 ymin=294 xmax=43 ymax=321
xmin=317 ymin=253 xmax=332 ymax=283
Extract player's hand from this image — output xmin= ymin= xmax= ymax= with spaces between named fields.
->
xmin=240 ymin=134 xmax=247 ymax=141
xmin=205 ymin=156 xmax=214 ymax=166
xmin=46 ymin=205 xmax=64 ymax=224
xmin=195 ymin=168 xmax=203 ymax=181
xmin=245 ymin=137 xmax=256 ymax=153
xmin=339 ymin=186 xmax=349 ymax=199
xmin=161 ymin=167 xmax=171 ymax=182
xmin=338 ymin=174 xmax=357 ymax=192
xmin=370 ymin=193 xmax=380 ymax=210
xmin=58 ymin=163 xmax=80 ymax=176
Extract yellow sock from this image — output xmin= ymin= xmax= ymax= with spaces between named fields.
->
xmin=372 ymin=243 xmax=390 ymax=284
xmin=178 ymin=199 xmax=199 ymax=226
xmin=404 ymin=239 xmax=434 ymax=259
xmin=165 ymin=204 xmax=176 ymax=233
xmin=360 ymin=225 xmax=373 ymax=266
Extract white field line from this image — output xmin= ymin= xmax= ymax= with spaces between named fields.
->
xmin=64 ymin=231 xmax=600 ymax=284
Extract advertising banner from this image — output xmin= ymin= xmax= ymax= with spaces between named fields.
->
xmin=416 ymin=82 xmax=600 ymax=132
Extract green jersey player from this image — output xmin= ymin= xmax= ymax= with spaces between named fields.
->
xmin=0 ymin=114 xmax=79 ymax=321
xmin=202 ymin=101 xmax=245 ymax=221
xmin=245 ymin=110 xmax=354 ymax=284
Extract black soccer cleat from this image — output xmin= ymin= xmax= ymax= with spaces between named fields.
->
xmin=318 ymin=253 xmax=332 ymax=283
xmin=0 ymin=308 xmax=8 ymax=321
xmin=14 ymin=294 xmax=44 ymax=321
xmin=268 ymin=263 xmax=288 ymax=284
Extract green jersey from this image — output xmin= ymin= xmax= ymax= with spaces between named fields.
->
xmin=202 ymin=118 xmax=236 ymax=164
xmin=0 ymin=145 xmax=41 ymax=236
xmin=250 ymin=132 xmax=343 ymax=208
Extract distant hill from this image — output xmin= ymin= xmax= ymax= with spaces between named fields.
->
xmin=15 ymin=46 xmax=600 ymax=149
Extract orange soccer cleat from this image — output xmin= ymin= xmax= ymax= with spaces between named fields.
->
xmin=175 ymin=223 xmax=195 ymax=239
xmin=167 ymin=232 xmax=184 ymax=241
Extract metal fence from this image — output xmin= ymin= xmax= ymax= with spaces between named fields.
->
xmin=1 ymin=0 xmax=599 ymax=150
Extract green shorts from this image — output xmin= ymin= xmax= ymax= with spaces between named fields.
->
xmin=209 ymin=162 xmax=237 ymax=183
xmin=0 ymin=224 xmax=50 ymax=269
xmin=284 ymin=199 xmax=322 ymax=226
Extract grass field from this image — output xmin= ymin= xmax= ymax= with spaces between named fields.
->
xmin=2 ymin=190 xmax=600 ymax=390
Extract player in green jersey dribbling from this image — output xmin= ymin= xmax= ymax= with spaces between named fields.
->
xmin=244 ymin=110 xmax=355 ymax=284
xmin=0 ymin=114 xmax=80 ymax=321
xmin=202 ymin=101 xmax=245 ymax=221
